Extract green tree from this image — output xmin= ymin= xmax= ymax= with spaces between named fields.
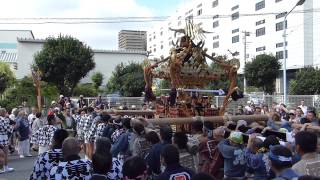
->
xmin=91 ymin=72 xmax=104 ymax=90
xmin=73 ymin=83 xmax=98 ymax=97
xmin=0 ymin=62 xmax=15 ymax=94
xmin=106 ymin=62 xmax=145 ymax=97
xmin=0 ymin=76 xmax=59 ymax=111
xmin=245 ymin=54 xmax=281 ymax=94
xmin=34 ymin=35 xmax=95 ymax=96
xmin=289 ymin=67 xmax=320 ymax=95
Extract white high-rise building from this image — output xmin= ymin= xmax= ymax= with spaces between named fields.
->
xmin=147 ymin=0 xmax=320 ymax=93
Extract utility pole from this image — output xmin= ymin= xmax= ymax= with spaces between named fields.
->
xmin=242 ymin=31 xmax=250 ymax=94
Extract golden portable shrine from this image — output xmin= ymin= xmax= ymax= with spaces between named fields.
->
xmin=143 ymin=20 xmax=244 ymax=130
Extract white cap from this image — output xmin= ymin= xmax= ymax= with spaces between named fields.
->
xmin=51 ymin=101 xmax=56 ymax=105
xmin=59 ymin=95 xmax=64 ymax=98
xmin=80 ymin=95 xmax=84 ymax=98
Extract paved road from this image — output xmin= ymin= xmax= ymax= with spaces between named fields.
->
xmin=0 ymin=152 xmax=37 ymax=180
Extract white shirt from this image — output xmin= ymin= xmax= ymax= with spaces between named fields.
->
xmin=298 ymin=105 xmax=308 ymax=116
xmin=28 ymin=113 xmax=36 ymax=125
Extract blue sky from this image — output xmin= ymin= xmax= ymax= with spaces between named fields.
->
xmin=137 ymin=0 xmax=183 ymax=16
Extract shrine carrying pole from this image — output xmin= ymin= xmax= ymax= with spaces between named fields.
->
xmin=146 ymin=115 xmax=268 ymax=125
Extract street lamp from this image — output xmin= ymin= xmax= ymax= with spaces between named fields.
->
xmin=283 ymin=0 xmax=305 ymax=105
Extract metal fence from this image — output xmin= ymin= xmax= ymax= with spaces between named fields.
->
xmin=82 ymin=95 xmax=320 ymax=112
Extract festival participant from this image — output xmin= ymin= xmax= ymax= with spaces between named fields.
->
xmin=58 ymin=95 xmax=65 ymax=110
xmin=31 ymin=114 xmax=57 ymax=155
xmin=300 ymin=110 xmax=319 ymax=125
xmin=0 ymin=108 xmax=14 ymax=173
xmin=292 ymin=131 xmax=320 ymax=176
xmin=245 ymin=134 xmax=268 ymax=179
xmin=218 ymin=131 xmax=246 ymax=179
xmin=157 ymin=144 xmax=194 ymax=180
xmin=30 ymin=129 xmax=68 ymax=179
xmin=90 ymin=153 xmax=112 ymax=180
xmin=269 ymin=145 xmax=299 ymax=180
xmin=15 ymin=111 xmax=32 ymax=158
xmin=173 ymin=132 xmax=197 ymax=172
xmin=50 ymin=137 xmax=92 ymax=179
xmin=131 ymin=122 xmax=150 ymax=158
xmin=111 ymin=117 xmax=133 ymax=160
xmin=83 ymin=107 xmax=95 ymax=159
xmin=123 ymin=156 xmax=148 ymax=180
xmin=94 ymin=137 xmax=123 ymax=179
xmin=147 ymin=126 xmax=172 ymax=177
xmin=110 ymin=117 xmax=125 ymax=143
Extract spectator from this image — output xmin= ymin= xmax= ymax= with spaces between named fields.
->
xmin=245 ymin=134 xmax=268 ymax=179
xmin=0 ymin=108 xmax=14 ymax=173
xmin=94 ymin=137 xmax=123 ymax=179
xmin=147 ymin=126 xmax=172 ymax=176
xmin=111 ymin=117 xmax=133 ymax=160
xmin=203 ymin=121 xmax=214 ymax=140
xmin=157 ymin=144 xmax=194 ymax=180
xmin=191 ymin=173 xmax=215 ymax=180
xmin=173 ymin=132 xmax=196 ymax=172
xmin=292 ymin=131 xmax=320 ymax=175
xmin=132 ymin=123 xmax=150 ymax=158
xmin=30 ymin=129 xmax=69 ymax=179
xmin=50 ymin=137 xmax=92 ymax=179
xmin=298 ymin=100 xmax=308 ymax=116
xmin=269 ymin=145 xmax=299 ymax=180
xmin=267 ymin=113 xmax=281 ymax=131
xmin=31 ymin=112 xmax=43 ymax=134
xmin=123 ymin=156 xmax=148 ymax=180
xmin=90 ymin=153 xmax=112 ymax=180
xmin=58 ymin=95 xmax=65 ymax=110
xmin=15 ymin=111 xmax=32 ymax=158
xmin=78 ymin=95 xmax=87 ymax=108
xmin=31 ymin=114 xmax=57 ymax=155
xmin=145 ymin=131 xmax=160 ymax=145
xmin=28 ymin=107 xmax=37 ymax=127
xmin=218 ymin=131 xmax=246 ymax=178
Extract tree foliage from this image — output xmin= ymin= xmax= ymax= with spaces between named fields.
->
xmin=289 ymin=67 xmax=320 ymax=95
xmin=34 ymin=35 xmax=95 ymax=96
xmin=245 ymin=54 xmax=281 ymax=94
xmin=0 ymin=62 xmax=15 ymax=94
xmin=73 ymin=83 xmax=98 ymax=97
xmin=0 ymin=76 xmax=58 ymax=111
xmin=106 ymin=62 xmax=145 ymax=97
xmin=91 ymin=72 xmax=104 ymax=90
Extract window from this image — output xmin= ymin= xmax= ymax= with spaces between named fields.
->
xmin=276 ymin=21 xmax=287 ymax=31
xmin=276 ymin=50 xmax=288 ymax=59
xmin=232 ymin=12 xmax=239 ymax=20
xmin=256 ymin=27 xmax=265 ymax=37
xmin=153 ymin=48 xmax=156 ymax=53
xmin=149 ymin=38 xmax=152 ymax=41
xmin=197 ymin=9 xmax=202 ymax=16
xmin=255 ymin=0 xmax=265 ymax=11
xmin=178 ymin=21 xmax=182 ymax=26
xmin=256 ymin=46 xmax=266 ymax=52
xmin=186 ymin=15 xmax=193 ymax=20
xmin=232 ymin=35 xmax=239 ymax=43
xmin=197 ymin=3 xmax=202 ymax=8
xmin=276 ymin=42 xmax=288 ymax=48
xmin=213 ymin=41 xmax=219 ymax=48
xmin=276 ymin=12 xmax=286 ymax=19
xmin=213 ymin=21 xmax=219 ymax=28
xmin=276 ymin=0 xmax=283 ymax=3
xmin=160 ymin=45 xmax=163 ymax=49
xmin=256 ymin=19 xmax=265 ymax=26
xmin=213 ymin=35 xmax=219 ymax=40
xmin=231 ymin=5 xmax=239 ymax=11
xmin=232 ymin=28 xmax=239 ymax=34
xmin=160 ymin=31 xmax=163 ymax=36
xmin=212 ymin=0 xmax=218 ymax=8
xmin=153 ymin=35 xmax=156 ymax=39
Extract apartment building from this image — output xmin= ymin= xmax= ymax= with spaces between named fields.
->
xmin=118 ymin=30 xmax=147 ymax=51
xmin=148 ymin=0 xmax=320 ymax=93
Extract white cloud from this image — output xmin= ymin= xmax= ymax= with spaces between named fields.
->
xmin=0 ymin=0 xmax=154 ymax=49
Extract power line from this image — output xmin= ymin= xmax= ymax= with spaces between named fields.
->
xmin=0 ymin=8 xmax=318 ymax=24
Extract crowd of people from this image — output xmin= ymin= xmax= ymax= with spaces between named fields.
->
xmin=0 ymin=95 xmax=320 ymax=180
